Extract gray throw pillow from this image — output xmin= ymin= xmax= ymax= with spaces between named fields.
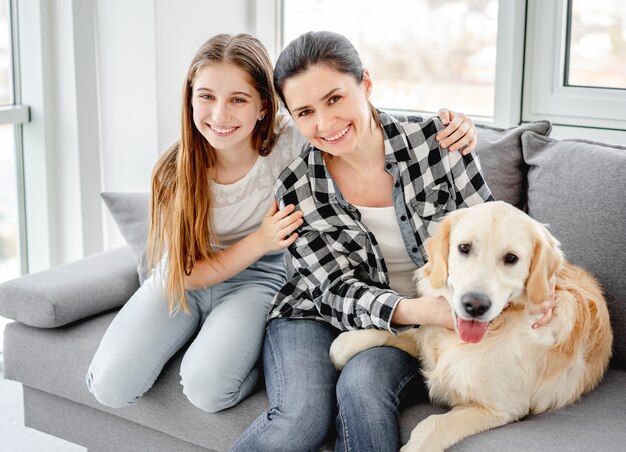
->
xmin=475 ymin=121 xmax=552 ymax=209
xmin=102 ymin=192 xmax=151 ymax=284
xmin=522 ymin=131 xmax=626 ymax=369
xmin=0 ymin=247 xmax=138 ymax=328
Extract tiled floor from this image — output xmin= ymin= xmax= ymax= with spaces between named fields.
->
xmin=0 ymin=357 xmax=86 ymax=452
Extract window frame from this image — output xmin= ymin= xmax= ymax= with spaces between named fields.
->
xmin=522 ymin=0 xmax=626 ymax=129
xmin=1 ymin=0 xmax=29 ymax=276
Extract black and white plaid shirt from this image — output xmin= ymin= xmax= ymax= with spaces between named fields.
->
xmin=269 ymin=111 xmax=493 ymax=333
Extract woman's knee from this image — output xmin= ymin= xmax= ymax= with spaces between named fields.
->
xmin=236 ymin=402 xmax=334 ymax=451
xmin=285 ymin=401 xmax=334 ymax=447
xmin=336 ymin=346 xmax=421 ymax=407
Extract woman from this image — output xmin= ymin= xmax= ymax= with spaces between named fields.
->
xmin=233 ymin=31 xmax=554 ymax=451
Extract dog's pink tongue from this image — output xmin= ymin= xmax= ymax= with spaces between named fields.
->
xmin=457 ymin=319 xmax=490 ymax=343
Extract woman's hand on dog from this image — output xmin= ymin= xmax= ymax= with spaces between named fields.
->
xmin=529 ymin=275 xmax=557 ymax=329
xmin=392 ymin=296 xmax=455 ymax=330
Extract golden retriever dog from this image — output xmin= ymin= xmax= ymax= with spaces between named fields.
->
xmin=329 ymin=201 xmax=612 ymax=452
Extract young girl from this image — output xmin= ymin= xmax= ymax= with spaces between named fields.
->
xmin=86 ymin=34 xmax=305 ymax=413
xmin=233 ymin=31 xmax=555 ymax=450
xmin=86 ymin=33 xmax=477 ymax=414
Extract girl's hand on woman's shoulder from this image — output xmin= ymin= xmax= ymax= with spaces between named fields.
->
xmin=253 ymin=200 xmax=304 ymax=254
xmin=435 ymin=109 xmax=478 ymax=156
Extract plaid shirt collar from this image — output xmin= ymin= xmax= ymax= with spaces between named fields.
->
xmin=308 ymin=111 xmax=411 ymax=210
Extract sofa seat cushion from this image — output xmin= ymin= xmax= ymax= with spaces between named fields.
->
xmin=5 ymin=312 xmax=626 ymax=451
xmin=3 ymin=313 xmax=267 ymax=451
xmin=523 ymin=132 xmax=626 ymax=368
xmin=401 ymin=370 xmax=626 ymax=451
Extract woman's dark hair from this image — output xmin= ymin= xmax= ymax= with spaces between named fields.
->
xmin=274 ymin=31 xmax=378 ymax=122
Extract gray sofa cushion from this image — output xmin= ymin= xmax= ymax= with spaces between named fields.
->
xmin=5 ymin=313 xmax=626 ymax=451
xmin=3 ymin=313 xmax=267 ymax=451
xmin=522 ymin=132 xmax=626 ymax=369
xmin=102 ymin=192 xmax=151 ymax=284
xmin=476 ymin=121 xmax=552 ymax=209
xmin=0 ymin=247 xmax=138 ymax=328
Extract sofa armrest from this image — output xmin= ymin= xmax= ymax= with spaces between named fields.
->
xmin=0 ymin=247 xmax=139 ymax=328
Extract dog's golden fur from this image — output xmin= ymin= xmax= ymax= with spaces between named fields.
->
xmin=330 ymin=201 xmax=612 ymax=452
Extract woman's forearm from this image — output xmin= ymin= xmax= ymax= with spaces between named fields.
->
xmin=391 ymin=296 xmax=455 ymax=329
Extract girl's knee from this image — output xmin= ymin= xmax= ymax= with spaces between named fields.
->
xmin=180 ymin=367 xmax=242 ymax=413
xmin=86 ymin=367 xmax=142 ymax=408
xmin=182 ymin=386 xmax=230 ymax=413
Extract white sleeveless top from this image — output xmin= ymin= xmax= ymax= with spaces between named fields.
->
xmin=355 ymin=205 xmax=418 ymax=296
xmin=212 ymin=114 xmax=307 ymax=250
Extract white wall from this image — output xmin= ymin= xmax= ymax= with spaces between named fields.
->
xmin=154 ymin=0 xmax=253 ymax=152
xmin=19 ymin=0 xmax=103 ymax=270
xmin=96 ymin=0 xmax=159 ymax=250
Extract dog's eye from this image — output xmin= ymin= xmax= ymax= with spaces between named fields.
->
xmin=504 ymin=253 xmax=519 ymax=265
xmin=458 ymin=243 xmax=471 ymax=255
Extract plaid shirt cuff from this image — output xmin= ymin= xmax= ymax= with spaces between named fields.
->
xmin=367 ymin=292 xmax=414 ymax=334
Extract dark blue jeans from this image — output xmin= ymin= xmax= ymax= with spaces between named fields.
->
xmin=231 ymin=318 xmax=425 ymax=452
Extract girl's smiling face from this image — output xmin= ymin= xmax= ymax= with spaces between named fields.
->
xmin=191 ymin=63 xmax=265 ymax=154
xmin=282 ymin=64 xmax=375 ymax=158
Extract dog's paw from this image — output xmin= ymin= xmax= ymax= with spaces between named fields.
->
xmin=329 ymin=331 xmax=363 ymax=371
xmin=401 ymin=417 xmax=445 ymax=452
xmin=401 ymin=439 xmax=443 ymax=452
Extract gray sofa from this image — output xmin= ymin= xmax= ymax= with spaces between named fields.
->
xmin=2 ymin=122 xmax=625 ymax=452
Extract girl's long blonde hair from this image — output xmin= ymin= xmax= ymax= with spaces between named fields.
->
xmin=147 ymin=34 xmax=279 ymax=313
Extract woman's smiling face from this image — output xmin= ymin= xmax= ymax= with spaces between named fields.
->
xmin=282 ymin=64 xmax=374 ymax=158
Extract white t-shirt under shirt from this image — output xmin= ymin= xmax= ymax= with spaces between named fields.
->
xmin=354 ymin=205 xmax=419 ymax=297
xmin=212 ymin=114 xmax=307 ymax=249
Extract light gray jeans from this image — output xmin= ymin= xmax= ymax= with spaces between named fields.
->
xmin=86 ymin=252 xmax=287 ymax=413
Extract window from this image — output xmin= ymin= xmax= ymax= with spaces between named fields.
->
xmin=523 ymin=0 xmax=626 ymax=129
xmin=565 ymin=0 xmax=626 ymax=90
xmin=0 ymin=124 xmax=18 ymax=284
xmin=0 ymin=0 xmax=20 ymax=283
xmin=275 ymin=0 xmax=626 ymax=130
xmin=0 ymin=0 xmax=28 ymax=352
xmin=281 ymin=0 xmax=499 ymax=118
xmin=0 ymin=0 xmax=11 ymax=105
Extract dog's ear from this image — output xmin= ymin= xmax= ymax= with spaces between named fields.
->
xmin=526 ymin=223 xmax=563 ymax=305
xmin=422 ymin=216 xmax=452 ymax=289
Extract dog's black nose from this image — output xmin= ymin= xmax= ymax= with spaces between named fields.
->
xmin=461 ymin=292 xmax=492 ymax=317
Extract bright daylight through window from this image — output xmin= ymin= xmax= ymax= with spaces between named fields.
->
xmin=566 ymin=0 xmax=626 ymax=89
xmin=0 ymin=0 xmax=17 ymax=286
xmin=282 ymin=0 xmax=499 ymax=118
xmin=0 ymin=0 xmax=18 ymax=351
